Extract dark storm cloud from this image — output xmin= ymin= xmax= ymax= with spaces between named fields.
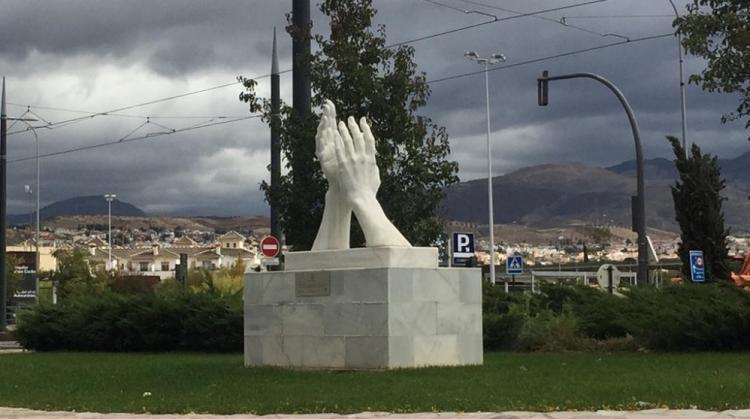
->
xmin=1 ymin=0 xmax=747 ymax=217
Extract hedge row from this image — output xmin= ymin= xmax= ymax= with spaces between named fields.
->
xmin=483 ymin=282 xmax=750 ymax=351
xmin=15 ymin=291 xmax=243 ymax=352
xmin=17 ymin=280 xmax=750 ymax=353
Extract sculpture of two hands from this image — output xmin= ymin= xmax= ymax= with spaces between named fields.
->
xmin=312 ymin=99 xmax=411 ymax=250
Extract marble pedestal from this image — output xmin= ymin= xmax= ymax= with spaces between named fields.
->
xmin=244 ymin=247 xmax=482 ymax=369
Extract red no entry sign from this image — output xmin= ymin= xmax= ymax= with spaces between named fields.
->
xmin=260 ymin=236 xmax=281 ymax=258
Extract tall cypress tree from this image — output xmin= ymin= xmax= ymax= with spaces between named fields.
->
xmin=667 ymin=136 xmax=731 ymax=280
xmin=240 ymin=0 xmax=459 ymax=250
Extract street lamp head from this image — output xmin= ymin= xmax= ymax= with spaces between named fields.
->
xmin=464 ymin=51 xmax=479 ymax=60
xmin=490 ymin=53 xmax=506 ymax=62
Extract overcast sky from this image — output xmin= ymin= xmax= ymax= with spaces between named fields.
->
xmin=1 ymin=0 xmax=747 ymax=216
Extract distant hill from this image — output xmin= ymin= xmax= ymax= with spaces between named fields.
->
xmin=8 ymin=195 xmax=145 ymax=225
xmin=607 ymin=151 xmax=750 ymax=191
xmin=442 ymin=156 xmax=750 ymax=233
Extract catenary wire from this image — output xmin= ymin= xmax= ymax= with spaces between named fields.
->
xmin=427 ymin=32 xmax=673 ymax=84
xmin=5 ymin=1 xmax=603 ymax=134
xmin=7 ymin=32 xmax=673 ymax=163
xmin=8 ymin=115 xmax=261 ymax=164
xmin=387 ymin=0 xmax=608 ymax=47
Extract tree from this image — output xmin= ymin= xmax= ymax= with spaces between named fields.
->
xmin=667 ymin=135 xmax=731 ymax=280
xmin=48 ymin=248 xmax=111 ymax=300
xmin=239 ymin=0 xmax=459 ymax=250
xmin=675 ymin=1 xmax=750 ymax=133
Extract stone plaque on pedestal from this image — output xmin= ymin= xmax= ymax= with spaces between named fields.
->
xmin=244 ymin=247 xmax=483 ymax=369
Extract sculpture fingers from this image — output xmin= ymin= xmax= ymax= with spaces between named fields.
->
xmin=337 ymin=120 xmax=355 ymax=157
xmin=315 ymin=115 xmax=327 ymax=158
xmin=360 ymin=117 xmax=377 ymax=157
xmin=347 ymin=116 xmax=365 ymax=153
xmin=323 ymin=99 xmax=337 ymax=120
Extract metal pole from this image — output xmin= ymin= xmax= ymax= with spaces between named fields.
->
xmin=667 ymin=0 xmax=688 ymax=156
xmin=108 ymin=199 xmax=112 ymax=269
xmin=104 ymin=194 xmax=116 ymax=270
xmin=0 ymin=77 xmax=6 ymax=331
xmin=537 ymin=72 xmax=648 ymax=285
xmin=484 ymin=63 xmax=497 ymax=287
xmin=292 ymin=0 xmax=311 ymax=117
xmin=270 ymin=28 xmax=282 ymax=248
xmin=33 ymin=127 xmax=39 ymax=302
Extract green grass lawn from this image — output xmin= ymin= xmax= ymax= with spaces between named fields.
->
xmin=0 ymin=352 xmax=749 ymax=414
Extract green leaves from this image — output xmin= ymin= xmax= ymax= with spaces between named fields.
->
xmin=239 ymin=0 xmax=458 ymax=250
xmin=667 ymin=135 xmax=731 ymax=280
xmin=675 ymin=0 xmax=750 ymax=132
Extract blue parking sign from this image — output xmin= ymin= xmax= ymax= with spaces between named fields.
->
xmin=689 ymin=250 xmax=705 ymax=282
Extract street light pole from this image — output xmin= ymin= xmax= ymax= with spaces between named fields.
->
xmin=465 ymin=51 xmax=506 ymax=286
xmin=104 ymin=194 xmax=116 ymax=270
xmin=667 ymin=0 xmax=688 ymax=156
xmin=538 ymin=71 xmax=648 ymax=285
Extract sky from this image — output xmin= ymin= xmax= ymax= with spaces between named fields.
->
xmin=1 ymin=0 xmax=747 ymax=217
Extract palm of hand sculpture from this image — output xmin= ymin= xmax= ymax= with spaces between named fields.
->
xmin=312 ymin=99 xmax=411 ymax=250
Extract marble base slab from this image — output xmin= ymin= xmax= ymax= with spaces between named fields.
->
xmin=284 ymin=247 xmax=438 ymax=271
xmin=244 ymin=266 xmax=482 ymax=369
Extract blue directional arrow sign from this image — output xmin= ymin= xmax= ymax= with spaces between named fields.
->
xmin=689 ymin=250 xmax=705 ymax=282
xmin=506 ymin=256 xmax=524 ymax=275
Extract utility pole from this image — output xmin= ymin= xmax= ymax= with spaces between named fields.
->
xmin=270 ymin=28 xmax=281 ymax=244
xmin=269 ymin=28 xmax=282 ymax=272
xmin=292 ymin=0 xmax=311 ymax=117
xmin=1 ymin=77 xmax=7 ymax=332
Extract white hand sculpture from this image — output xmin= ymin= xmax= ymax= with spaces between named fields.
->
xmin=332 ymin=112 xmax=411 ymax=248
xmin=311 ymin=100 xmax=352 ymax=250
xmin=311 ymin=99 xmax=411 ymax=249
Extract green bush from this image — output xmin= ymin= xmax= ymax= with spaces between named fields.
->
xmin=516 ymin=306 xmax=588 ymax=351
xmin=482 ymin=282 xmax=750 ymax=352
xmin=622 ymin=283 xmax=750 ymax=351
xmin=15 ymin=290 xmax=243 ymax=352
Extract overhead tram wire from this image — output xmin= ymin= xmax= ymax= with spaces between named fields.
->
xmin=8 ymin=31 xmax=674 ymax=164
xmin=4 ymin=68 xmax=293 ymax=137
xmin=5 ymin=103 xmax=249 ymax=120
xmin=389 ymin=0 xmax=608 ymax=48
xmin=7 ymin=115 xmax=260 ymax=164
xmin=426 ymin=32 xmax=674 ymax=85
xmin=454 ymin=0 xmax=630 ymax=40
xmin=5 ymin=1 xmax=603 ymax=133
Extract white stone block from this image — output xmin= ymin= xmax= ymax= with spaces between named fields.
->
xmin=345 ymin=336 xmax=388 ymax=369
xmin=285 ymin=247 xmax=438 ymax=271
xmin=244 ymin=305 xmax=282 ymax=336
xmin=389 ymin=302 xmax=437 ymax=336
xmin=244 ymin=265 xmax=482 ymax=369
xmin=282 ymin=304 xmax=325 ymax=336
xmin=413 ymin=335 xmax=459 ymax=366
xmin=412 ymin=269 xmax=461 ymax=302
xmin=323 ymin=302 xmax=388 ymax=336
xmin=436 ymin=303 xmax=482 ymax=335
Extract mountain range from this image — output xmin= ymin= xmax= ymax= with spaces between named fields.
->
xmin=8 ymin=195 xmax=145 ymax=225
xmin=441 ymin=151 xmax=750 ymax=233
xmin=8 ymin=151 xmax=749 ymax=234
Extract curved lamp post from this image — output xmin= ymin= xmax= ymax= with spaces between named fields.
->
xmin=464 ymin=50 xmax=506 ymax=287
xmin=537 ymin=70 xmax=648 ymax=285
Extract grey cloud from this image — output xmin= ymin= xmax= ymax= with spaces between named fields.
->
xmin=2 ymin=0 xmax=747 ymax=218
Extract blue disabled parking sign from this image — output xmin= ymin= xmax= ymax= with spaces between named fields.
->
xmin=507 ymin=256 xmax=523 ymax=275
xmin=689 ymin=250 xmax=705 ymax=282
